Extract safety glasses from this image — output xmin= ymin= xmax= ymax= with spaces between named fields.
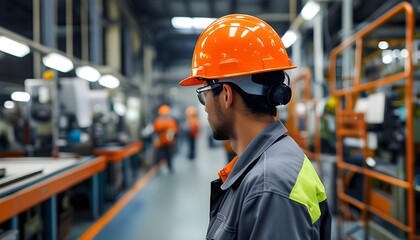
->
xmin=196 ymin=83 xmax=222 ymax=105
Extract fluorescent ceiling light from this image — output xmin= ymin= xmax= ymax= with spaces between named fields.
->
xmin=99 ymin=75 xmax=120 ymax=89
xmin=4 ymin=101 xmax=15 ymax=109
xmin=172 ymin=17 xmax=193 ymax=29
xmin=0 ymin=36 xmax=30 ymax=57
xmin=11 ymin=91 xmax=30 ymax=102
xmin=378 ymin=41 xmax=389 ymax=50
xmin=392 ymin=49 xmax=400 ymax=58
xmin=172 ymin=17 xmax=215 ymax=29
xmin=76 ymin=66 xmax=100 ymax=82
xmin=382 ymin=50 xmax=393 ymax=64
xmin=42 ymin=53 xmax=74 ymax=72
xmin=192 ymin=18 xmax=216 ymax=29
xmin=282 ymin=30 xmax=298 ymax=48
xmin=400 ymin=49 xmax=408 ymax=58
xmin=301 ymin=1 xmax=321 ymax=21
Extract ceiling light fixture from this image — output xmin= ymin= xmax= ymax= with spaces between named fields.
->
xmin=378 ymin=41 xmax=389 ymax=50
xmin=42 ymin=53 xmax=74 ymax=72
xmin=301 ymin=1 xmax=321 ymax=21
xmin=98 ymin=75 xmax=120 ymax=89
xmin=282 ymin=30 xmax=298 ymax=48
xmin=171 ymin=17 xmax=193 ymax=29
xmin=192 ymin=18 xmax=216 ymax=29
xmin=11 ymin=91 xmax=30 ymax=102
xmin=4 ymin=101 xmax=15 ymax=109
xmin=400 ymin=49 xmax=409 ymax=58
xmin=172 ymin=17 xmax=215 ymax=30
xmin=382 ymin=50 xmax=393 ymax=64
xmin=0 ymin=36 xmax=31 ymax=57
xmin=76 ymin=66 xmax=101 ymax=82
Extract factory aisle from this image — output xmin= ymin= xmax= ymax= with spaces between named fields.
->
xmin=92 ymin=129 xmax=227 ymax=240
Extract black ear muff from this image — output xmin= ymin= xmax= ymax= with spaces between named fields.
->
xmin=252 ymin=71 xmax=292 ymax=106
xmin=267 ymin=71 xmax=291 ymax=105
xmin=267 ymin=84 xmax=292 ymax=106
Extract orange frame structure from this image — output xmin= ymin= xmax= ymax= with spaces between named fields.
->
xmin=0 ymin=156 xmax=107 ymax=223
xmin=329 ymin=2 xmax=416 ymax=239
xmin=286 ymin=68 xmax=321 ymax=170
xmin=94 ymin=140 xmax=143 ymax=163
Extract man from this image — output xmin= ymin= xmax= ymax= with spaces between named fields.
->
xmin=179 ymin=14 xmax=331 ymax=239
xmin=153 ymin=104 xmax=179 ymax=172
xmin=185 ymin=106 xmax=200 ymax=159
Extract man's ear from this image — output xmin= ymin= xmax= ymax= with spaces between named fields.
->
xmin=222 ymin=84 xmax=234 ymax=109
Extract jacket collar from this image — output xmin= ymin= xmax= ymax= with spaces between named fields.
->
xmin=220 ymin=120 xmax=288 ymax=190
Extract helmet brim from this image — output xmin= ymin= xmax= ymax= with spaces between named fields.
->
xmin=179 ymin=65 xmax=297 ymax=86
xmin=179 ymin=76 xmax=205 ymax=86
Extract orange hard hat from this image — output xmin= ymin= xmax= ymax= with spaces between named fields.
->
xmin=185 ymin=106 xmax=197 ymax=117
xmin=179 ymin=14 xmax=296 ymax=86
xmin=158 ymin=104 xmax=171 ymax=115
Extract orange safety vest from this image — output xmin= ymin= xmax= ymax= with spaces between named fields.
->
xmin=153 ymin=116 xmax=179 ymax=148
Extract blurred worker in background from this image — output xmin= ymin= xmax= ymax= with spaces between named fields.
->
xmin=179 ymin=14 xmax=331 ymax=239
xmin=153 ymin=104 xmax=179 ymax=173
xmin=185 ymin=106 xmax=200 ymax=159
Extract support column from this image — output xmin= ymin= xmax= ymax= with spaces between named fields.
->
xmin=342 ymin=0 xmax=353 ymax=89
xmin=106 ymin=0 xmax=121 ymax=71
xmin=41 ymin=0 xmax=56 ymax=48
xmin=89 ymin=0 xmax=103 ymax=65
xmin=66 ymin=0 xmax=73 ymax=57
xmin=291 ymin=33 xmax=302 ymax=78
xmin=91 ymin=174 xmax=99 ymax=219
xmin=10 ymin=216 xmax=19 ymax=230
xmin=33 ymin=0 xmax=41 ymax=79
xmin=313 ymin=5 xmax=324 ymax=99
xmin=123 ymin=28 xmax=133 ymax=78
xmin=40 ymin=0 xmax=59 ymax=157
xmin=143 ymin=45 xmax=154 ymax=123
xmin=43 ymin=196 xmax=58 ymax=240
xmin=81 ymin=0 xmax=89 ymax=61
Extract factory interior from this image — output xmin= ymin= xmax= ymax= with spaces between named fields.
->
xmin=0 ymin=0 xmax=420 ymax=239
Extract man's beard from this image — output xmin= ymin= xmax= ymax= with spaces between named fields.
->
xmin=209 ymin=103 xmax=231 ymax=141
xmin=212 ymin=125 xmax=229 ymax=140
xmin=209 ymin=94 xmax=233 ymax=140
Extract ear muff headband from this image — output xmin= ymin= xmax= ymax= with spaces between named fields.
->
xmin=206 ymin=72 xmax=292 ymax=106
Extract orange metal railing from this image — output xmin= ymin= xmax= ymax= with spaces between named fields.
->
xmin=329 ymin=2 xmax=416 ymax=239
xmin=287 ymin=68 xmax=321 ymax=171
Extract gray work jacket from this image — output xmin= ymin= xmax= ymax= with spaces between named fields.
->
xmin=206 ymin=120 xmax=331 ymax=240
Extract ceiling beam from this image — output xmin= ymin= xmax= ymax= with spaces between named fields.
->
xmin=230 ymin=0 xmax=237 ymax=14
xmin=161 ymin=0 xmax=170 ymax=18
xmin=183 ymin=0 xmax=192 ymax=17
xmin=208 ymin=0 xmax=215 ymax=17
xmin=261 ymin=0 xmax=270 ymax=11
xmin=255 ymin=13 xmax=291 ymax=22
